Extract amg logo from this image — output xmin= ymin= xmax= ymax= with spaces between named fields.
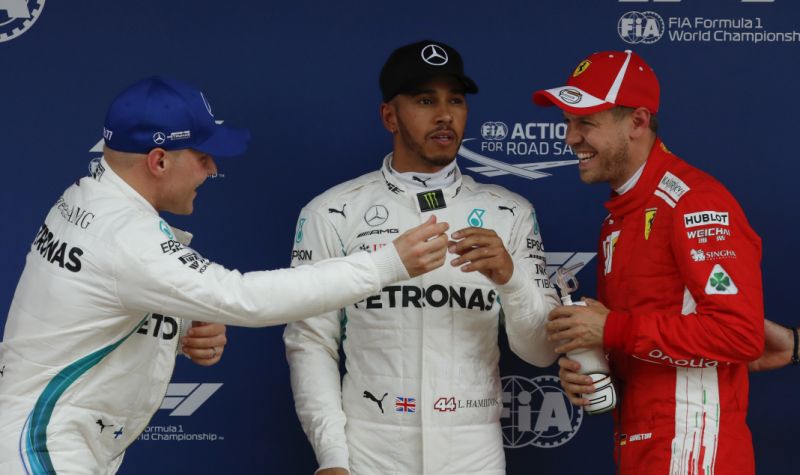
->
xmin=32 ymin=223 xmax=83 ymax=273
xmin=684 ymin=211 xmax=729 ymax=228
xmin=357 ymin=285 xmax=497 ymax=311
xmin=56 ymin=197 xmax=95 ymax=229
xmin=292 ymin=249 xmax=313 ymax=261
xmin=357 ymin=228 xmax=399 ymax=238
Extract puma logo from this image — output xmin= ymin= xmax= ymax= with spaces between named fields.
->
xmin=328 ymin=204 xmax=346 ymax=218
xmin=363 ymin=390 xmax=388 ymax=414
xmin=96 ymin=419 xmax=112 ymax=433
xmin=412 ymin=176 xmax=431 ymax=187
xmin=498 ymin=205 xmax=516 ymax=216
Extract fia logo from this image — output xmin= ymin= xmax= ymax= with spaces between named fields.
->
xmin=159 ymin=383 xmax=223 ymax=416
xmin=618 ymin=11 xmax=665 ymax=44
xmin=501 ymin=375 xmax=582 ymax=449
xmin=480 ymin=122 xmax=508 ymax=141
xmin=0 ymin=0 xmax=45 ymax=43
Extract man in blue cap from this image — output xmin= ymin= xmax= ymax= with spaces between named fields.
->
xmin=0 ymin=76 xmax=450 ymax=474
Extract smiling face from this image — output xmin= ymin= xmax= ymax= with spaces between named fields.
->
xmin=159 ymin=148 xmax=218 ymax=215
xmin=563 ymin=109 xmax=638 ymax=189
xmin=381 ymin=76 xmax=468 ymax=173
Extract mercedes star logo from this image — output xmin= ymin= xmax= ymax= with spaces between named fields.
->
xmin=364 ymin=205 xmax=389 ymax=227
xmin=421 ymin=44 xmax=448 ymax=66
xmin=152 ymin=132 xmax=166 ymax=145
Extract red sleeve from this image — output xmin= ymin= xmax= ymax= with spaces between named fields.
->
xmin=606 ymin=186 xmax=764 ymax=365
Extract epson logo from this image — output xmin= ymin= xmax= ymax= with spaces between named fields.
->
xmin=292 ymin=249 xmax=313 ymax=261
xmin=159 ymin=383 xmax=223 ymax=416
xmin=647 ymin=349 xmax=718 ymax=368
xmin=684 ymin=211 xmax=729 ymax=228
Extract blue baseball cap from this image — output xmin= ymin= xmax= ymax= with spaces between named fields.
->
xmin=103 ymin=76 xmax=251 ymax=158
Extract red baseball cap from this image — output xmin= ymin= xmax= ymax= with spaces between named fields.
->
xmin=533 ymin=50 xmax=659 ymax=115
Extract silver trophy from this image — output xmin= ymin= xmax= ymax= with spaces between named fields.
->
xmin=554 ymin=266 xmax=616 ymax=415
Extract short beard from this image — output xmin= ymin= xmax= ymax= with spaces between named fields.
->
xmin=397 ymin=123 xmax=458 ymax=169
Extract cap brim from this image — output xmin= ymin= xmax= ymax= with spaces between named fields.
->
xmin=389 ymin=73 xmax=479 ymax=101
xmin=532 ymin=86 xmax=615 ymax=115
xmin=194 ymin=125 xmax=251 ymax=158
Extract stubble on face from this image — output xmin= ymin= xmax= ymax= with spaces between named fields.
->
xmin=395 ymin=114 xmax=459 ymax=168
xmin=578 ymin=129 xmax=630 ymax=186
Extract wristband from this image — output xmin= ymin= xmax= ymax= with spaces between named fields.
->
xmin=791 ymin=326 xmax=799 ymax=366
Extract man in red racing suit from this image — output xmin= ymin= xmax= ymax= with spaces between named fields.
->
xmin=534 ymin=50 xmax=764 ymax=475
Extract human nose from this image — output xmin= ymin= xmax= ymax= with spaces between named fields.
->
xmin=435 ymin=102 xmax=454 ymax=124
xmin=564 ymin=124 xmax=581 ymax=147
xmin=206 ymin=157 xmax=218 ymax=176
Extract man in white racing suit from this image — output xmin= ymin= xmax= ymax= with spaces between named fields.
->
xmin=284 ymin=41 xmax=560 ymax=475
xmin=0 ymin=76 xmax=450 ymax=474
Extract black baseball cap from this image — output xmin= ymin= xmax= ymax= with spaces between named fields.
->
xmin=379 ymin=40 xmax=479 ymax=102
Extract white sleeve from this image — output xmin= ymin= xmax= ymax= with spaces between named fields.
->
xmin=113 ymin=211 xmax=408 ymax=328
xmin=499 ymin=203 xmax=560 ymax=367
xmin=284 ymin=207 xmax=351 ymax=471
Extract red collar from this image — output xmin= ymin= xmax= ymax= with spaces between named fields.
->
xmin=604 ymin=138 xmax=675 ymax=218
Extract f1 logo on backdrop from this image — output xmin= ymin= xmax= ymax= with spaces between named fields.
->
xmin=160 ymin=383 xmax=223 ymax=416
xmin=0 ymin=0 xmax=45 ymax=42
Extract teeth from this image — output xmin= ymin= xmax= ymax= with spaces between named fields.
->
xmin=577 ymin=152 xmax=595 ymax=161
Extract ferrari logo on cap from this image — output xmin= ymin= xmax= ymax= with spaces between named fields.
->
xmin=573 ymin=60 xmax=591 ymax=77
xmin=644 ymin=208 xmax=657 ymax=240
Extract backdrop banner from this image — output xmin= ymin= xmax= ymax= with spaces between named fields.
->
xmin=1 ymin=1 xmax=795 ymax=473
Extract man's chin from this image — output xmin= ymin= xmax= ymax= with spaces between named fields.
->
xmin=423 ymin=154 xmax=457 ymax=168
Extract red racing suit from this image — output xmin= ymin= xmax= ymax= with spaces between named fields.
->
xmin=599 ymin=139 xmax=764 ymax=475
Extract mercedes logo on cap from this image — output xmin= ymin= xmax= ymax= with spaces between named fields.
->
xmin=364 ymin=205 xmax=389 ymax=227
xmin=153 ymin=132 xmax=166 ymax=145
xmin=421 ymin=44 xmax=448 ymax=66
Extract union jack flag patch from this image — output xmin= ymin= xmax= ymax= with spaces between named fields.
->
xmin=395 ymin=396 xmax=416 ymax=414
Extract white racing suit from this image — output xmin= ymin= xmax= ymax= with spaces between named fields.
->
xmin=284 ymin=156 xmax=559 ymax=474
xmin=0 ymin=158 xmax=408 ymax=474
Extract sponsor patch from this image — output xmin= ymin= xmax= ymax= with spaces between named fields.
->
xmin=686 ymin=227 xmax=730 ymax=243
xmin=690 ymin=249 xmax=737 ymax=262
xmin=467 ymin=208 xmax=485 ymax=227
xmin=705 ymin=264 xmax=738 ymax=295
xmin=657 ymin=171 xmax=690 ymax=203
xmin=602 ymin=230 xmax=621 ymax=275
xmin=417 ymin=189 xmax=446 ymax=212
xmin=558 ymin=88 xmax=583 ymax=104
xmin=644 ymin=208 xmax=657 ymax=240
xmin=684 ymin=211 xmax=729 ymax=228
xmin=291 ymin=249 xmax=313 ymax=261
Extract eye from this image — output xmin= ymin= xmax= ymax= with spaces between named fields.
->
xmin=418 ymin=97 xmax=433 ymax=105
